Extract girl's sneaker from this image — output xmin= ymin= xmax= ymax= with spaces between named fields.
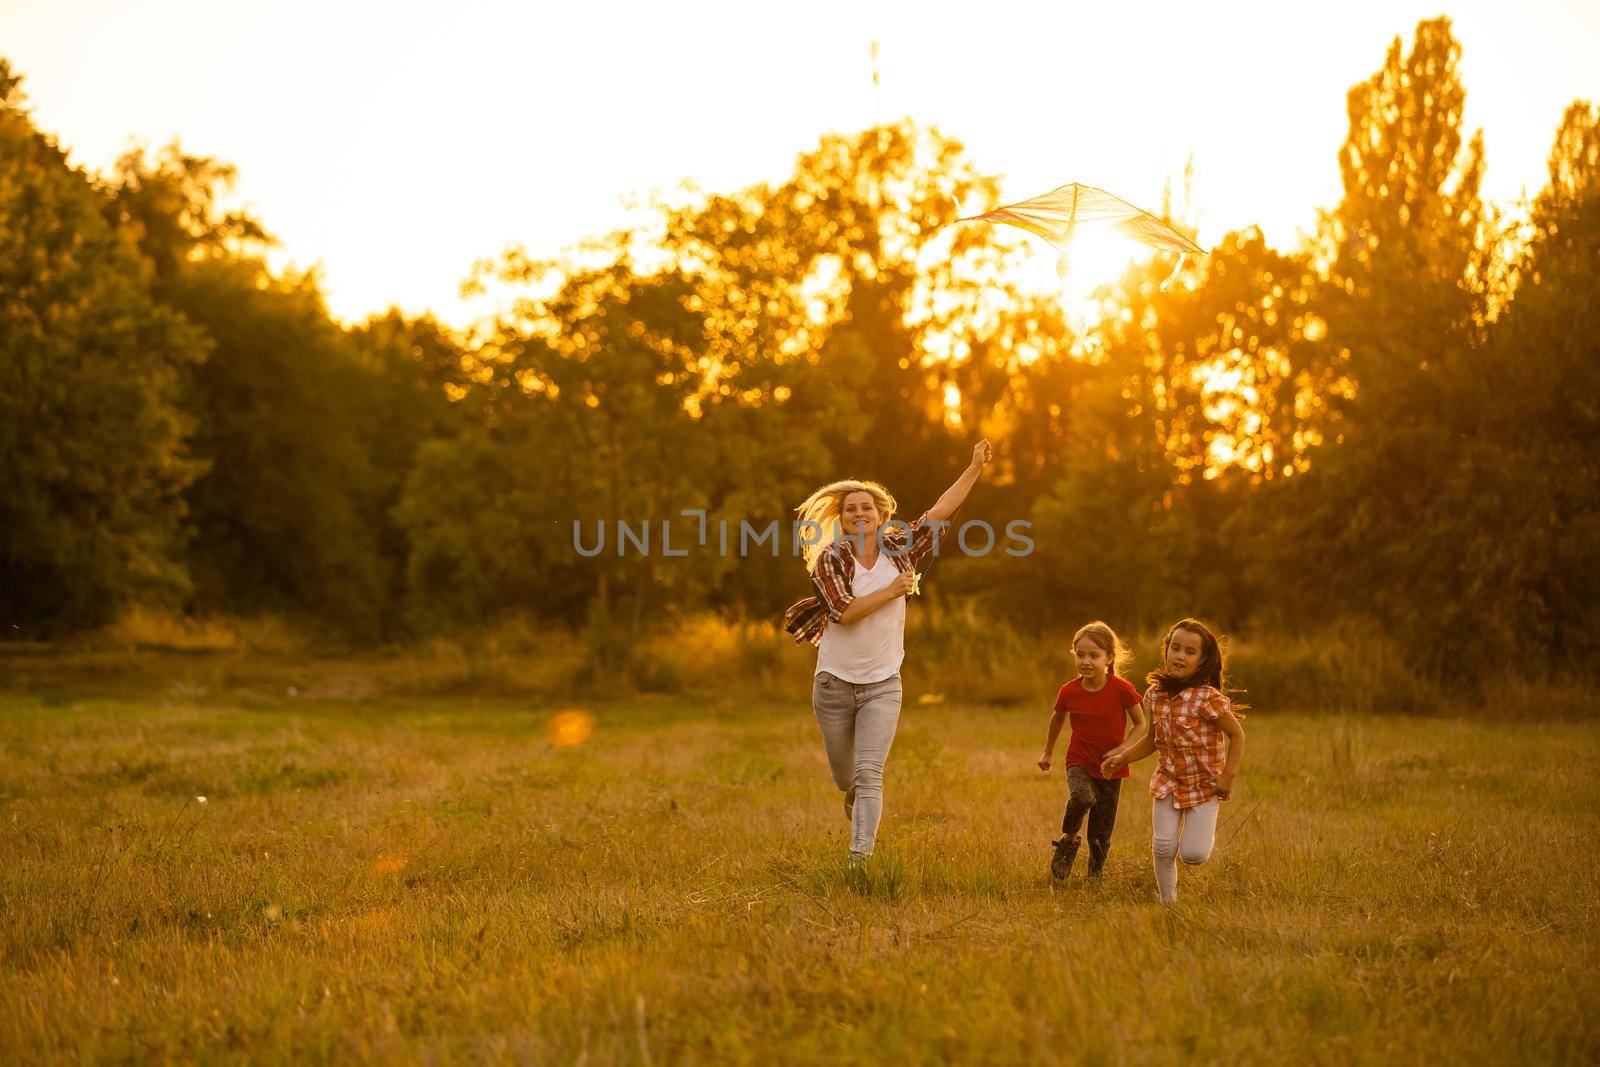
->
xmin=1050 ymin=835 xmax=1081 ymax=881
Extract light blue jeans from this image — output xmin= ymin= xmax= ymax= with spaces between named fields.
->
xmin=812 ymin=670 xmax=902 ymax=856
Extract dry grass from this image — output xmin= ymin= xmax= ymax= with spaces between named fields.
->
xmin=1 ymin=664 xmax=1597 ymax=1064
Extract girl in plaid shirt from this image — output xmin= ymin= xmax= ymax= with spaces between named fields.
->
xmin=1102 ymin=618 xmax=1246 ymax=904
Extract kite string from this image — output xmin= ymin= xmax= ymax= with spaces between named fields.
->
xmin=1159 ymin=253 xmax=1188 ymax=292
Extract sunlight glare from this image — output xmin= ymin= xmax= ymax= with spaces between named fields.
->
xmin=549 ymin=709 xmax=596 ymax=747
xmin=1013 ymin=228 xmax=1150 ymax=330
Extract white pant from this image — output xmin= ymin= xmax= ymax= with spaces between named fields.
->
xmin=1151 ymin=795 xmax=1219 ymax=904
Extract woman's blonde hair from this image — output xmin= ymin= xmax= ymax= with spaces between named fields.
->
xmin=1073 ymin=620 xmax=1134 ymax=677
xmin=794 ymin=480 xmax=897 ymax=573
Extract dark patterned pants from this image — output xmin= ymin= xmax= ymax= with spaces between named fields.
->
xmin=1061 ymin=765 xmax=1123 ymax=874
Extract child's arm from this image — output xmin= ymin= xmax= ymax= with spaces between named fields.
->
xmin=1212 ymin=711 xmax=1245 ymax=799
xmin=1101 ymin=729 xmax=1155 ymax=775
xmin=1124 ymin=698 xmax=1147 ymax=739
xmin=1037 ymin=708 xmax=1067 ymax=770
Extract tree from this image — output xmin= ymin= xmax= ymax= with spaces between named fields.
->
xmin=347 ymin=311 xmax=471 ymax=619
xmin=100 ymin=142 xmax=272 ymax=288
xmin=1439 ymin=103 xmax=1600 ymax=668
xmin=106 ymin=146 xmax=415 ymax=637
xmin=0 ymin=61 xmax=206 ymax=631
xmin=398 ymin=254 xmax=725 ymax=658
xmin=1254 ymin=19 xmax=1503 ymax=668
xmin=656 ymin=122 xmax=1076 ymax=617
xmin=394 ymin=122 xmax=1087 ymax=655
xmin=1322 ymin=16 xmax=1492 ymax=428
xmin=167 ymin=258 xmax=388 ymax=635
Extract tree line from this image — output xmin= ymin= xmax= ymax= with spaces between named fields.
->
xmin=2 ymin=18 xmax=1596 ymax=680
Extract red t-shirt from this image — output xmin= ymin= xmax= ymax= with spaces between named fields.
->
xmin=1054 ymin=675 xmax=1143 ymax=780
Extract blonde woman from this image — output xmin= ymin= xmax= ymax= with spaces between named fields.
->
xmin=782 ymin=439 xmax=992 ymax=863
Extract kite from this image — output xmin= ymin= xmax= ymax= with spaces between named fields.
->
xmin=957 ymin=182 xmax=1205 ymax=288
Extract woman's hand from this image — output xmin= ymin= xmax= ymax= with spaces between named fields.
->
xmin=1036 ymin=753 xmax=1052 ymax=771
xmin=1101 ymin=751 xmax=1125 ymax=776
xmin=892 ymin=569 xmax=916 ymax=597
xmin=1212 ymin=770 xmax=1236 ymax=800
xmin=928 ymin=441 xmax=992 ymax=522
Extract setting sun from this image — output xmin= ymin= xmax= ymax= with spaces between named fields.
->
xmin=1054 ymin=226 xmax=1161 ymax=327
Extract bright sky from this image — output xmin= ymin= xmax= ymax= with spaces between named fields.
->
xmin=7 ymin=0 xmax=1598 ymax=326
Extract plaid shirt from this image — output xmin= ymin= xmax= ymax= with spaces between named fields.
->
xmin=1146 ymin=684 xmax=1234 ymax=809
xmin=781 ymin=511 xmax=941 ymax=646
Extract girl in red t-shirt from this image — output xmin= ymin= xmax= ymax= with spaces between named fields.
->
xmin=1036 ymin=621 xmax=1146 ymax=880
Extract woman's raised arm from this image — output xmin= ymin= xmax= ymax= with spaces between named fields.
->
xmin=925 ymin=439 xmax=992 ymax=522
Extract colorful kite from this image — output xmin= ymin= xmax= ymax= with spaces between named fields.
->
xmin=958 ymin=182 xmax=1205 ymax=286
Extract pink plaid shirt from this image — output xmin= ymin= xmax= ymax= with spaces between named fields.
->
xmin=1145 ymin=684 xmax=1234 ymax=809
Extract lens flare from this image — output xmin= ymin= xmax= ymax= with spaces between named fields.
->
xmin=548 ymin=709 xmax=595 ymax=747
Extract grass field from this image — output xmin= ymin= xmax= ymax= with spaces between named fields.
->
xmin=2 ymin=675 xmax=1597 ymax=1064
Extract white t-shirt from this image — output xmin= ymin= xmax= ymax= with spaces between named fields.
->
xmin=815 ymin=549 xmax=906 ymax=683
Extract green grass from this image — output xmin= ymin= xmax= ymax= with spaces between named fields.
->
xmin=1 ymin=683 xmax=1596 ymax=1064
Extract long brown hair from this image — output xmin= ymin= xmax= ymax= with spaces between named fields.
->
xmin=1147 ymin=618 xmax=1247 ymax=709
